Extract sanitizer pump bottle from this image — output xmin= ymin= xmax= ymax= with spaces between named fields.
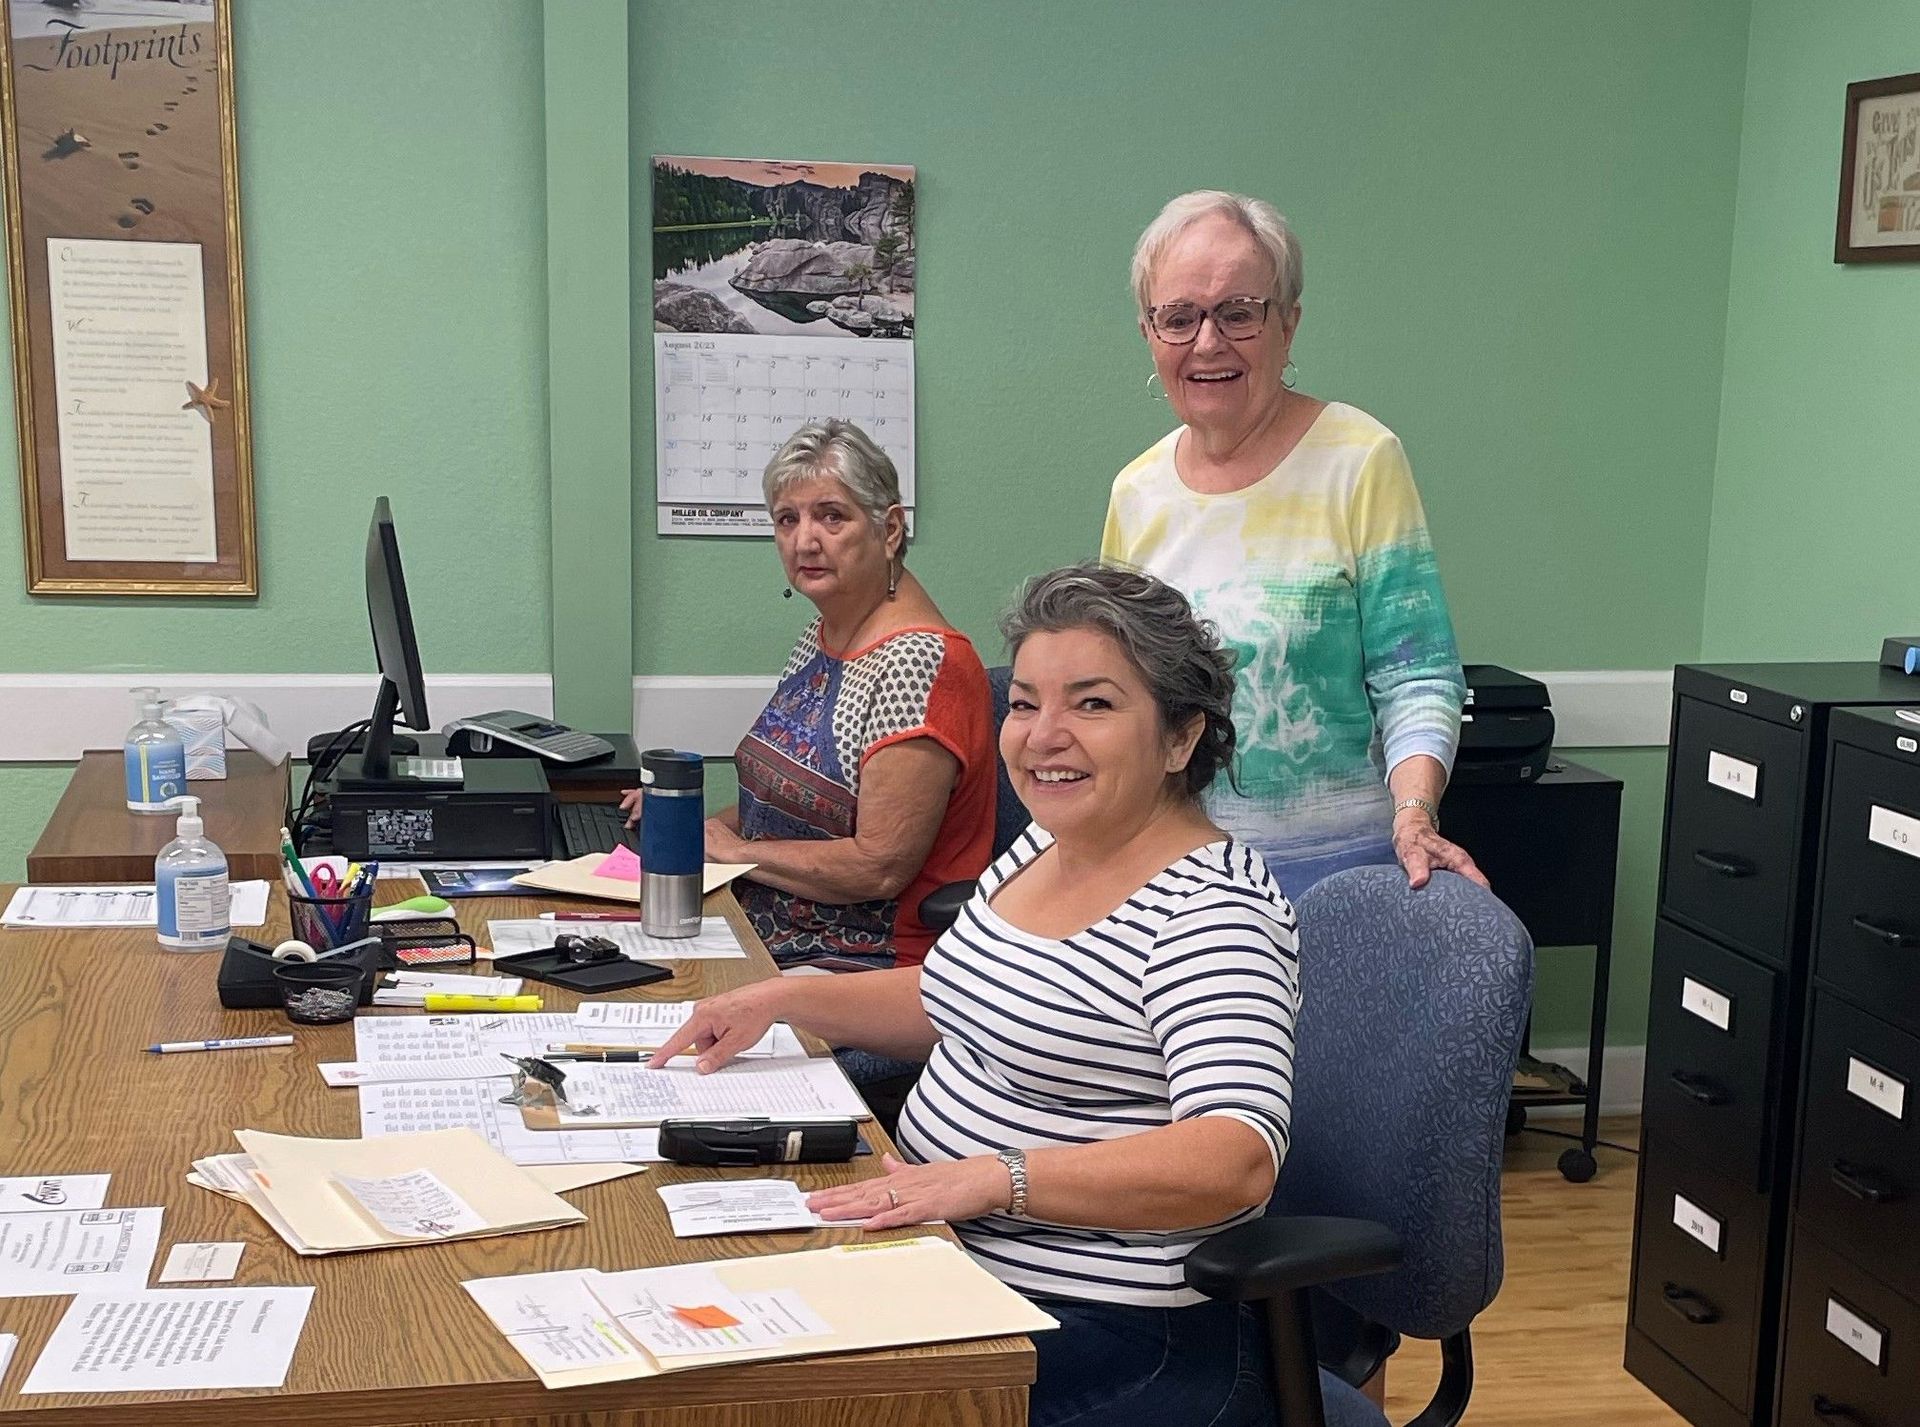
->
xmin=156 ymin=796 xmax=230 ymax=952
xmin=124 ymin=688 xmax=187 ymax=813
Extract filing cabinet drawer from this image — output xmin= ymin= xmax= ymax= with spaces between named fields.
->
xmin=1644 ymin=919 xmax=1779 ymax=1189
xmin=1776 ymin=1233 xmax=1919 ymax=1427
xmin=1663 ymin=700 xmax=1806 ymax=965
xmin=1797 ymin=994 xmax=1920 ymax=1287
xmin=1814 ymin=743 xmax=1920 ymax=1038
xmin=1632 ymin=1148 xmax=1768 ymax=1413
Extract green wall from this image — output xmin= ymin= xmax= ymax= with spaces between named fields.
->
xmin=1704 ymin=0 xmax=1920 ymax=658
xmin=4 ymin=0 xmax=1768 ymax=1051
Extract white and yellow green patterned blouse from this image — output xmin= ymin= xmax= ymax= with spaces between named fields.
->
xmin=1101 ymin=402 xmax=1464 ymax=897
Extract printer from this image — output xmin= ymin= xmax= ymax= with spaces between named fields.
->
xmin=1452 ymin=665 xmax=1554 ymax=785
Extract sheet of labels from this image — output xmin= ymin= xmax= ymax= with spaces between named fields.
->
xmin=654 ymin=332 xmax=914 ymax=534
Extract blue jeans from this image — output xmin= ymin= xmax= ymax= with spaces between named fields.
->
xmin=1028 ymin=1294 xmax=1278 ymax=1427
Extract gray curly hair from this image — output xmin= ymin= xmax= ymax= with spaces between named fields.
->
xmin=1000 ymin=561 xmax=1240 ymax=801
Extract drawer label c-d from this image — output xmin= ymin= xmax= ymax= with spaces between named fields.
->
xmin=1707 ymin=751 xmax=1760 ymax=800
xmin=1846 ymin=1056 xmax=1908 ymax=1120
xmin=1825 ymin=1297 xmax=1886 ymax=1367
xmin=1868 ymin=805 xmax=1920 ymax=861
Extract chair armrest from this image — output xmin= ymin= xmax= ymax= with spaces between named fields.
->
xmin=1184 ymin=1216 xmax=1404 ymax=1302
xmin=918 ymin=879 xmax=978 ymax=934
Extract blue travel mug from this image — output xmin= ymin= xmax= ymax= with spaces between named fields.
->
xmin=640 ymin=749 xmax=705 ymax=937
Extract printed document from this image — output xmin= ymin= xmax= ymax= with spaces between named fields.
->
xmin=656 ymin=1180 xmax=826 ymax=1237
xmin=333 ymin=1169 xmax=487 ymax=1239
xmin=21 ymin=1286 xmax=314 ymax=1393
xmin=2 ymin=881 xmax=269 ymax=928
xmin=486 ymin=917 xmax=746 ymax=961
xmin=462 ymin=1269 xmax=647 ymax=1378
xmin=0 ymin=1208 xmax=162 ymax=1297
xmin=551 ymin=1058 xmax=869 ymax=1126
xmin=0 ymin=1174 xmax=109 ymax=1212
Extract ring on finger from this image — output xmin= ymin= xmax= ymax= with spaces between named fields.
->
xmin=886 ymin=1188 xmax=900 ymax=1209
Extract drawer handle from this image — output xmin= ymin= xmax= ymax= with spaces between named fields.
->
xmin=1851 ymin=913 xmax=1919 ymax=949
xmin=1831 ymin=1159 xmax=1901 ymax=1204
xmin=1668 ymin=1069 xmax=1729 ymax=1106
xmin=1692 ymin=849 xmax=1755 ymax=878
xmin=1812 ymin=1395 xmax=1863 ymax=1423
xmin=1661 ymin=1282 xmax=1720 ymax=1325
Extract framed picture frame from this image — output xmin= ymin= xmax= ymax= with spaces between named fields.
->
xmin=1835 ymin=70 xmax=1920 ymax=265
xmin=0 ymin=0 xmax=256 ymax=595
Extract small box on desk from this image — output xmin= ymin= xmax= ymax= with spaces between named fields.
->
xmin=324 ymin=758 xmax=551 ymax=861
xmin=1879 ymin=636 xmax=1920 ymax=675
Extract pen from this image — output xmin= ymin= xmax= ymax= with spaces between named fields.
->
xmin=550 ymin=1042 xmax=693 ymax=1059
xmin=538 ymin=912 xmax=645 ymax=922
xmin=545 ymin=1050 xmax=650 ymax=1063
xmin=147 ymin=1035 xmax=296 ymax=1055
xmin=422 ymin=993 xmax=544 ymax=1012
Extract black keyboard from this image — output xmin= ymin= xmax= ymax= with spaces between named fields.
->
xmin=555 ymin=802 xmax=633 ymax=858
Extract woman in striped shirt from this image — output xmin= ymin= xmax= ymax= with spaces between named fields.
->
xmin=654 ymin=563 xmax=1300 ymax=1426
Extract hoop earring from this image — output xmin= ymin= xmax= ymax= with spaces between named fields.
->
xmin=1282 ymin=359 xmax=1298 ymax=390
xmin=1145 ymin=371 xmax=1166 ymax=401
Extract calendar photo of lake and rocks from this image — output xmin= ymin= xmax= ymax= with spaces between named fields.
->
xmin=652 ymin=155 xmax=916 ymax=340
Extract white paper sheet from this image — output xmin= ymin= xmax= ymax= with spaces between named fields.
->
xmin=0 ymin=1174 xmax=109 ymax=1212
xmin=0 ymin=1334 xmax=14 ymax=1384
xmin=0 ymin=1208 xmax=162 ymax=1297
xmin=573 ymin=1002 xmax=802 ymax=1058
xmin=20 ymin=1287 xmax=315 ymax=1393
xmin=487 ymin=917 xmax=746 ymax=961
xmin=462 ymin=1269 xmax=646 ymax=1377
xmin=373 ymin=971 xmax=523 ymax=1006
xmin=592 ymin=1266 xmax=774 ymax=1355
xmin=46 ymin=238 xmax=218 ymax=563
xmin=358 ymin=1080 xmax=667 ymax=1166
xmin=157 ymin=1241 xmax=244 ymax=1283
xmin=657 ymin=1180 xmax=826 ymax=1237
xmin=553 ymin=1058 xmax=869 ymax=1126
xmin=2 ymin=881 xmax=270 ymax=929
xmin=320 ymin=1055 xmax=516 ymax=1088
xmin=333 ymin=1169 xmax=487 ymax=1239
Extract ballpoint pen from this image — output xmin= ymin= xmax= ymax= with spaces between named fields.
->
xmin=147 ymin=1035 xmax=296 ymax=1054
xmin=538 ymin=912 xmax=646 ymax=922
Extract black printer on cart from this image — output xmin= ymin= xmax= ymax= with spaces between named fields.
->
xmin=1452 ymin=665 xmax=1554 ymax=785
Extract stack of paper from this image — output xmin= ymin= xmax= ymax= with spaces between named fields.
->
xmin=2 ymin=882 xmax=271 ymax=928
xmin=486 ymin=917 xmax=747 ymax=961
xmin=206 ymin=1129 xmax=586 ymax=1255
xmin=464 ymin=1237 xmax=1055 ymax=1388
xmin=189 ymin=1150 xmax=639 ymax=1201
xmin=543 ymin=1059 xmax=869 ymax=1128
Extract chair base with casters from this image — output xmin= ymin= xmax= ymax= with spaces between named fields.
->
xmin=1185 ymin=865 xmax=1534 ymax=1427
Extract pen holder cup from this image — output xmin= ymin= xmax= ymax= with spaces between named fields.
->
xmin=288 ymin=888 xmax=374 ymax=953
xmin=274 ymin=960 xmax=368 ymax=1025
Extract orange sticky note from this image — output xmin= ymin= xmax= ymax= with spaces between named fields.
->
xmin=670 ymin=1302 xmax=742 ymax=1330
xmin=593 ymin=844 xmax=642 ymax=881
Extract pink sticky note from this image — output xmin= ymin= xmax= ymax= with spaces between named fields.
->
xmin=592 ymin=844 xmax=642 ymax=881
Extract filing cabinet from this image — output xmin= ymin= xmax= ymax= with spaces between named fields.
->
xmin=1771 ymin=706 xmax=1920 ymax=1427
xmin=1626 ymin=665 xmax=1918 ymax=1427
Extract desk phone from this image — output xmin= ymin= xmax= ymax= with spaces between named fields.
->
xmin=442 ymin=711 xmax=615 ymax=764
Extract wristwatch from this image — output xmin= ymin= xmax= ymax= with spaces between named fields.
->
xmin=1392 ymin=796 xmax=1440 ymax=831
xmin=995 ymin=1148 xmax=1029 ymax=1217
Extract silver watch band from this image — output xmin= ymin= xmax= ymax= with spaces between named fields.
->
xmin=996 ymin=1148 xmax=1029 ymax=1217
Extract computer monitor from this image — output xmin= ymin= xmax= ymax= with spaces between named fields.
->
xmin=345 ymin=496 xmax=431 ymax=783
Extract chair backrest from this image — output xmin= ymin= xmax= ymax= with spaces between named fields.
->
xmin=986 ymin=665 xmax=1028 ymax=860
xmin=1280 ymin=865 xmax=1534 ymax=1341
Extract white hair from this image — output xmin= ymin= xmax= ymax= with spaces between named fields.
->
xmin=1130 ymin=190 xmax=1304 ymax=320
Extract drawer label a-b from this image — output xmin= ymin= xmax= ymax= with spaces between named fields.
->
xmin=1825 ymin=1297 xmax=1886 ymax=1368
xmin=1707 ymin=751 xmax=1760 ymax=800
xmin=1671 ymin=1193 xmax=1723 ymax=1254
xmin=1681 ymin=977 xmax=1733 ymax=1032
xmin=1868 ymin=805 xmax=1920 ymax=861
xmin=1846 ymin=1056 xmax=1908 ymax=1120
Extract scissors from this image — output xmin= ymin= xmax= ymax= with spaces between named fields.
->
xmin=309 ymin=863 xmax=343 ymax=898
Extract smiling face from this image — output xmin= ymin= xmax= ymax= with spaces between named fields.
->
xmin=1143 ymin=213 xmax=1297 ymax=438
xmin=1002 ymin=626 xmax=1204 ymax=845
xmin=770 ymin=473 xmax=899 ymax=611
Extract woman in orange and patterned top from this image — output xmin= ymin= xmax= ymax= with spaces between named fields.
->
xmin=626 ymin=419 xmax=995 ymax=971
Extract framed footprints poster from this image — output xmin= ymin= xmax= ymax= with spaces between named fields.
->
xmin=0 ymin=0 xmax=256 ymax=595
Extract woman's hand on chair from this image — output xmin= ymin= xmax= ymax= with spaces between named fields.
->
xmin=1392 ymin=810 xmax=1490 ymax=891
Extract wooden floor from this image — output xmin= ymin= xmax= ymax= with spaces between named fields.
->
xmin=1383 ymin=1118 xmax=1685 ymax=1426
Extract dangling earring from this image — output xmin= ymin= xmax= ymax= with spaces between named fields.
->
xmin=1145 ymin=371 xmax=1166 ymax=401
xmin=1282 ymin=359 xmax=1298 ymax=390
xmin=886 ymin=558 xmax=900 ymax=600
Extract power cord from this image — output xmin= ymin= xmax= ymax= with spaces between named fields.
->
xmin=288 ymin=719 xmax=369 ymax=852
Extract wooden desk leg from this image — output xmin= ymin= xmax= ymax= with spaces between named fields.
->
xmin=436 ymin=1385 xmax=1028 ymax=1427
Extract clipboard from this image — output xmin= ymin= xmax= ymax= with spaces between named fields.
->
xmin=515 ymin=1058 xmax=872 ymax=1131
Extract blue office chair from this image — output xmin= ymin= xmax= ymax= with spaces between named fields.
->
xmin=1185 ymin=865 xmax=1534 ymax=1427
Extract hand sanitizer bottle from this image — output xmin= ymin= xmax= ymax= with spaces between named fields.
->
xmin=124 ymin=688 xmax=187 ymax=813
xmin=156 ymin=796 xmax=230 ymax=952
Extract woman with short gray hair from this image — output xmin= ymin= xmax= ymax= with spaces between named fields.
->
xmin=655 ymin=562 xmax=1300 ymax=1424
xmin=1104 ymin=189 xmax=1485 ymax=897
xmin=621 ymin=418 xmax=996 ymax=972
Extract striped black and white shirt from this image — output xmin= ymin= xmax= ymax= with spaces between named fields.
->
xmin=894 ymin=826 xmax=1300 ymax=1307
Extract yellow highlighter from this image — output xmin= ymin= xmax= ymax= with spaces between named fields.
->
xmin=421 ymin=993 xmax=544 ymax=1013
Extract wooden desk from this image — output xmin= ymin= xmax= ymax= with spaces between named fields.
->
xmin=0 ymin=885 xmax=1032 ymax=1426
xmin=26 ymin=751 xmax=290 ymax=885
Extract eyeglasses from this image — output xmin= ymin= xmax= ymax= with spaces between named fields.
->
xmin=1145 ymin=296 xmax=1272 ymax=344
